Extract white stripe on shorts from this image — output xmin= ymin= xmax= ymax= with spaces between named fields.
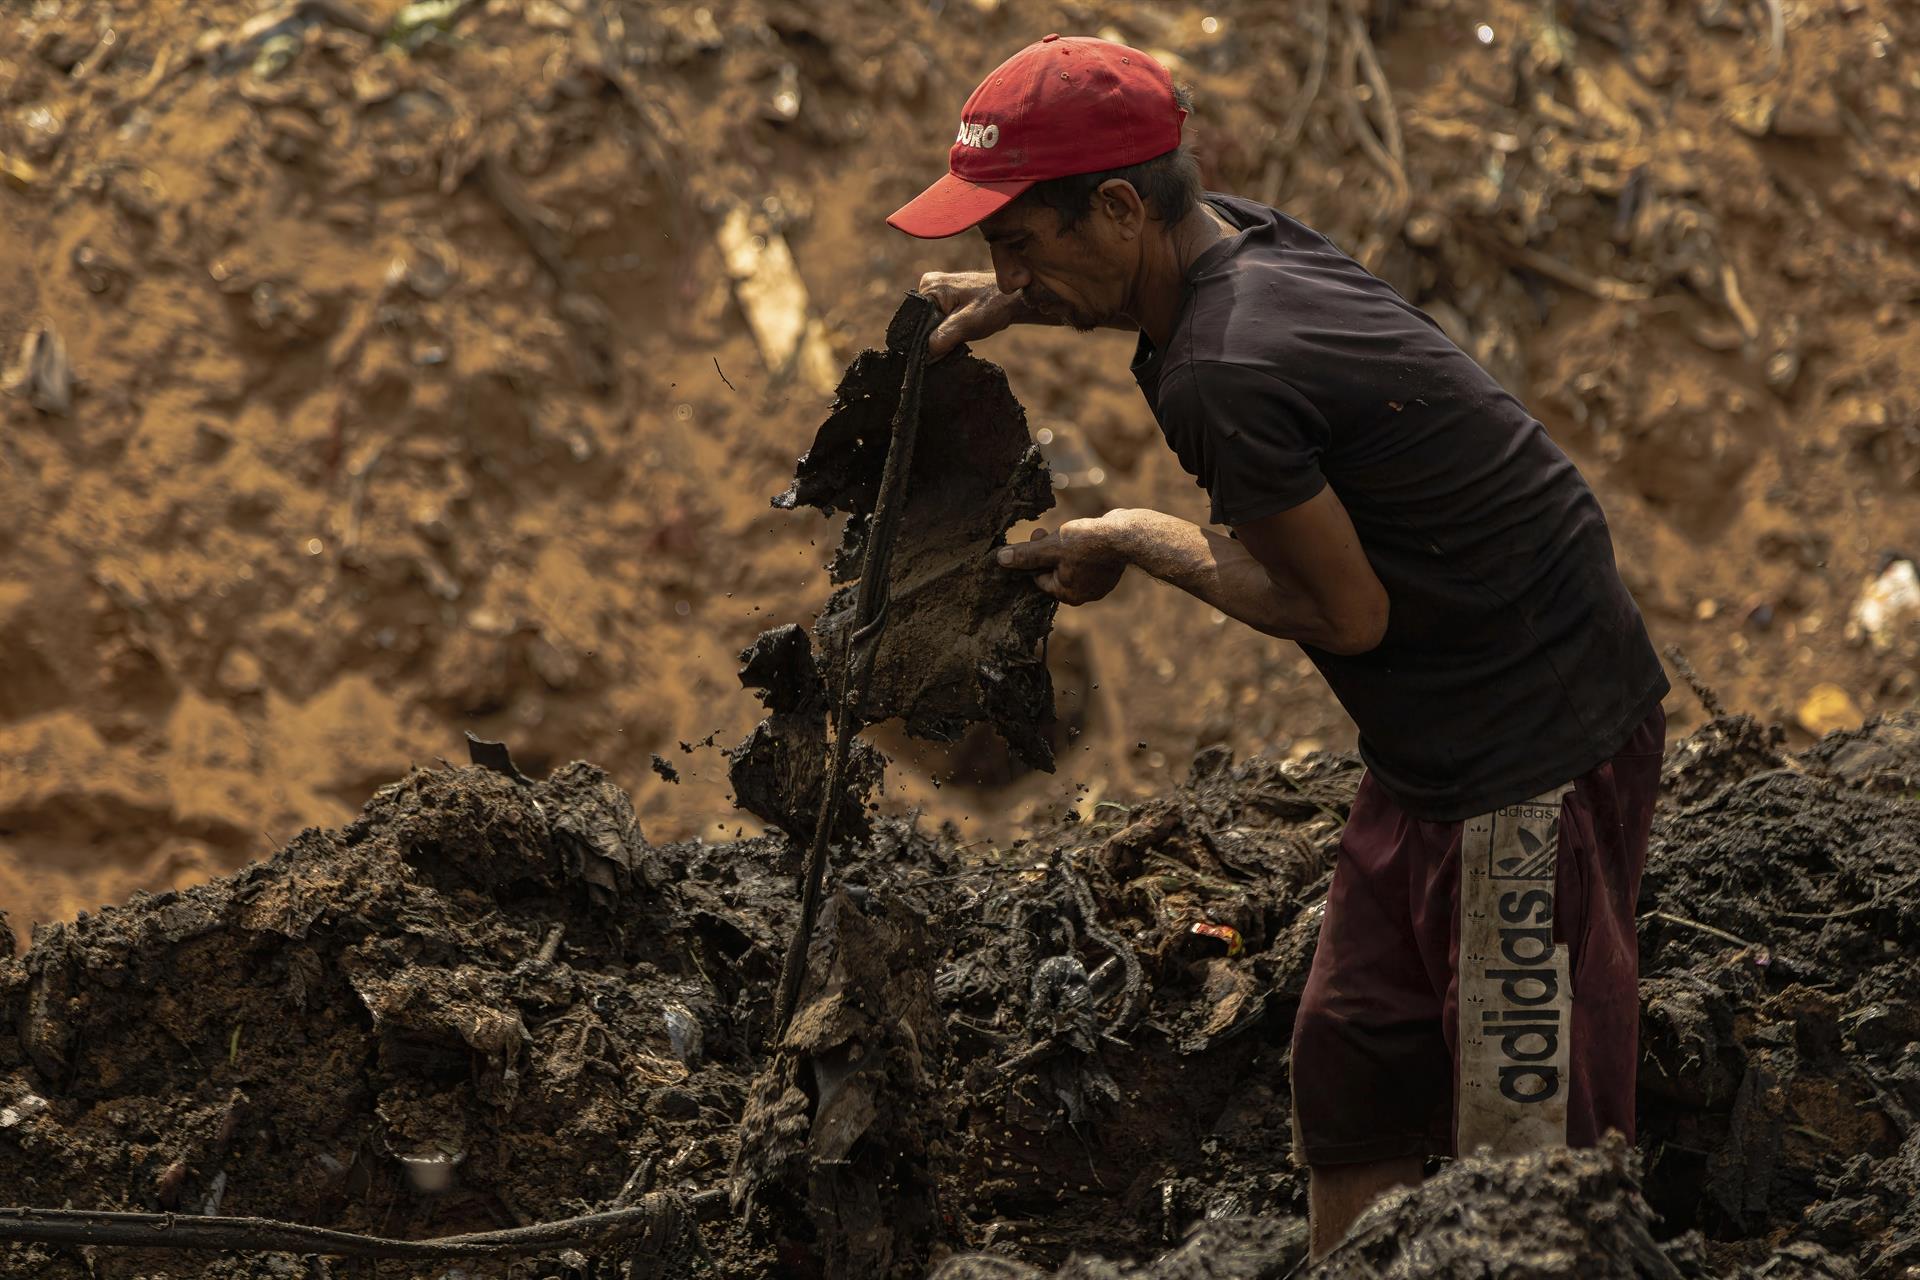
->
xmin=1457 ymin=785 xmax=1574 ymax=1156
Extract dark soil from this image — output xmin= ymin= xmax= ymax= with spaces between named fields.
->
xmin=3 ymin=715 xmax=1918 ymax=1278
xmin=776 ymin=297 xmax=1057 ymax=775
xmin=933 ymin=1140 xmax=1678 ymax=1280
xmin=729 ymin=297 xmax=1059 ymax=844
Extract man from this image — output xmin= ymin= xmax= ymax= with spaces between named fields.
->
xmin=889 ymin=34 xmax=1671 ymax=1259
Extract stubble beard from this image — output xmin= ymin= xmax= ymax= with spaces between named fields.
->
xmin=1027 ymin=289 xmax=1102 ymax=332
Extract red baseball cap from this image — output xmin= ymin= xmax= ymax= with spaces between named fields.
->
xmin=887 ymin=34 xmax=1185 ymax=239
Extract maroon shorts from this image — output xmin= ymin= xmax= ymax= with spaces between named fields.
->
xmin=1290 ymin=706 xmax=1666 ymax=1165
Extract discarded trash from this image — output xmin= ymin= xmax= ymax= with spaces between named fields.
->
xmin=663 ymin=1001 xmax=703 ymax=1067
xmin=396 ymin=1151 xmax=462 ymax=1194
xmin=0 ymin=151 xmax=39 ymax=188
xmin=714 ymin=206 xmax=840 ymax=395
xmin=1189 ymin=920 xmax=1244 ymax=956
xmin=464 ymin=730 xmax=530 ymax=783
xmin=17 ymin=106 xmax=66 ymax=164
xmin=389 ymin=0 xmax=468 ymax=49
xmin=251 ymin=32 xmax=301 ymax=79
xmin=0 ymin=1093 xmax=48 ymax=1129
xmin=1847 ymin=557 xmax=1919 ymax=653
xmin=2 ymin=323 xmax=73 ymax=416
xmin=767 ymin=63 xmax=802 ymax=122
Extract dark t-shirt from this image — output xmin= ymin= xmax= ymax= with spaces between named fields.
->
xmin=1132 ymin=193 xmax=1669 ymax=820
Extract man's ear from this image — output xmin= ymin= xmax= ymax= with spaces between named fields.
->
xmin=1095 ymin=179 xmax=1147 ymax=238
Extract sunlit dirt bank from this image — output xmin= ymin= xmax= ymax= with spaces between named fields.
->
xmin=3 ymin=0 xmax=1918 ymax=930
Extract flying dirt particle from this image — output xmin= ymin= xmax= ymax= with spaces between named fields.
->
xmin=650 ymin=755 xmax=681 ymax=784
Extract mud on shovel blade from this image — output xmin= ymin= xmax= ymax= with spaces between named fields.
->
xmin=770 ymin=293 xmax=940 ymax=1041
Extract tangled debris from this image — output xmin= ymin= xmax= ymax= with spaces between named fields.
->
xmin=732 ymin=888 xmax=948 ymax=1279
xmin=2 ymin=716 xmax=1919 ymax=1277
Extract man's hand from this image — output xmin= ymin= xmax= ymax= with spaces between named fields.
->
xmin=919 ymin=271 xmax=1027 ymax=359
xmin=995 ymin=520 xmax=1129 ymax=605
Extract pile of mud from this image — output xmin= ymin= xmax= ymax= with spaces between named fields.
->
xmin=6 ymin=0 xmax=1919 ymax=934
xmin=4 ymin=712 xmax=1916 ymax=1277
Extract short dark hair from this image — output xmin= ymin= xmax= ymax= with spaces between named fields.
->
xmin=1017 ymin=85 xmax=1201 ymax=233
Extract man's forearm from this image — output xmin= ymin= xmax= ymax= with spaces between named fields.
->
xmin=1105 ymin=509 xmax=1363 ymax=652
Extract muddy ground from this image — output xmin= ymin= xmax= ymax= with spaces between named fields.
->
xmin=4 ymin=0 xmax=1920 ymax=934
xmin=4 ymin=0 xmax=1919 ymax=1274
xmin=0 ymin=711 xmax=1915 ymax=1278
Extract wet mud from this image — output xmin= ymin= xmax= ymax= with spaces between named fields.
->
xmin=728 ymin=295 xmax=1058 ymax=844
xmin=4 ymin=713 xmax=1914 ymax=1277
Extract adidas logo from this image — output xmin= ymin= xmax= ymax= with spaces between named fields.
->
xmin=1495 ymin=827 xmax=1555 ymax=879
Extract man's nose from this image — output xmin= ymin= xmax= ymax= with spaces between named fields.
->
xmin=990 ymin=245 xmax=1030 ymax=295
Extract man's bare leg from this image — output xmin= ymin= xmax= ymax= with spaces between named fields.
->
xmin=1308 ymin=1155 xmax=1424 ymax=1260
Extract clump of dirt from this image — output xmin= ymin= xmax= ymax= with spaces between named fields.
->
xmin=1636 ymin=713 xmax=1920 ymax=1273
xmin=728 ymin=621 xmax=891 ymax=844
xmin=775 ymin=297 xmax=1057 ymax=771
xmin=2 ymin=717 xmax=1918 ymax=1278
xmin=728 ymin=296 xmax=1058 ymax=840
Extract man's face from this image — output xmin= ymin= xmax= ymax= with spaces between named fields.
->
xmin=978 ymin=192 xmax=1138 ymax=330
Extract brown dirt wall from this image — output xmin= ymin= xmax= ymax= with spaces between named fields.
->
xmin=1 ymin=0 xmax=1917 ymax=939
